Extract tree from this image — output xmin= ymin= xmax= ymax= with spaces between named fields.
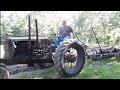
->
xmin=1 ymin=11 xmax=119 ymax=46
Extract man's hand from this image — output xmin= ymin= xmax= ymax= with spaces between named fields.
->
xmin=71 ymin=33 xmax=74 ymax=39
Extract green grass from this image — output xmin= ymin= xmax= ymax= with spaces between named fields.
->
xmin=75 ymin=58 xmax=120 ymax=79
xmin=10 ymin=58 xmax=120 ymax=79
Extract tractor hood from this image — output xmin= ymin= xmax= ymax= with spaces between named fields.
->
xmin=5 ymin=36 xmax=49 ymax=42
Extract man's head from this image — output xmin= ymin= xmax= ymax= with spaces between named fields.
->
xmin=62 ymin=20 xmax=66 ymax=27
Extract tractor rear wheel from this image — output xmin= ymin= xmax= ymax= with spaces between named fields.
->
xmin=54 ymin=40 xmax=85 ymax=77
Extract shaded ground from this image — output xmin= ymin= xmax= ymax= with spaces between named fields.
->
xmin=7 ymin=64 xmax=38 ymax=75
xmin=7 ymin=64 xmax=60 ymax=79
xmin=8 ymin=65 xmax=60 ymax=79
xmin=6 ymin=64 xmax=40 ymax=79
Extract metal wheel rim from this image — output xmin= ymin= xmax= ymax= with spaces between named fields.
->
xmin=62 ymin=47 xmax=78 ymax=72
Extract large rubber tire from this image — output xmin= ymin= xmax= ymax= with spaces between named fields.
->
xmin=0 ymin=66 xmax=9 ymax=79
xmin=54 ymin=40 xmax=85 ymax=77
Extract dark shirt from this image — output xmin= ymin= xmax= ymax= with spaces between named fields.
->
xmin=59 ymin=25 xmax=73 ymax=37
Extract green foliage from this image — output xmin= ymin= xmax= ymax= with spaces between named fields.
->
xmin=1 ymin=11 xmax=120 ymax=46
xmin=109 ymin=11 xmax=120 ymax=30
xmin=72 ymin=11 xmax=120 ymax=46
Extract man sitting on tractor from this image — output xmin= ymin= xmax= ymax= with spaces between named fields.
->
xmin=55 ymin=20 xmax=74 ymax=47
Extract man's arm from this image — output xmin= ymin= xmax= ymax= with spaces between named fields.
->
xmin=69 ymin=26 xmax=75 ymax=39
xmin=57 ymin=27 xmax=62 ymax=37
xmin=70 ymin=32 xmax=75 ymax=39
xmin=72 ymin=32 xmax=75 ymax=39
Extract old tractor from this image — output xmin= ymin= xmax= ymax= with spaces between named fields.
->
xmin=0 ymin=15 xmax=85 ymax=79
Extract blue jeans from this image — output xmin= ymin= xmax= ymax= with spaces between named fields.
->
xmin=55 ymin=36 xmax=72 ymax=46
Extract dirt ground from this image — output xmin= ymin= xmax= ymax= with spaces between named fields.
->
xmin=6 ymin=64 xmax=38 ymax=75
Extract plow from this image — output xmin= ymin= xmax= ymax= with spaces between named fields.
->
xmin=83 ymin=27 xmax=120 ymax=61
xmin=84 ymin=45 xmax=120 ymax=61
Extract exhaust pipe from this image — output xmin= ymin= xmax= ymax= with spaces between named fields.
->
xmin=28 ymin=15 xmax=31 ymax=50
xmin=35 ymin=19 xmax=39 ymax=48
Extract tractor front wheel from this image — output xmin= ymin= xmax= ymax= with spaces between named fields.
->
xmin=0 ymin=65 xmax=9 ymax=79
